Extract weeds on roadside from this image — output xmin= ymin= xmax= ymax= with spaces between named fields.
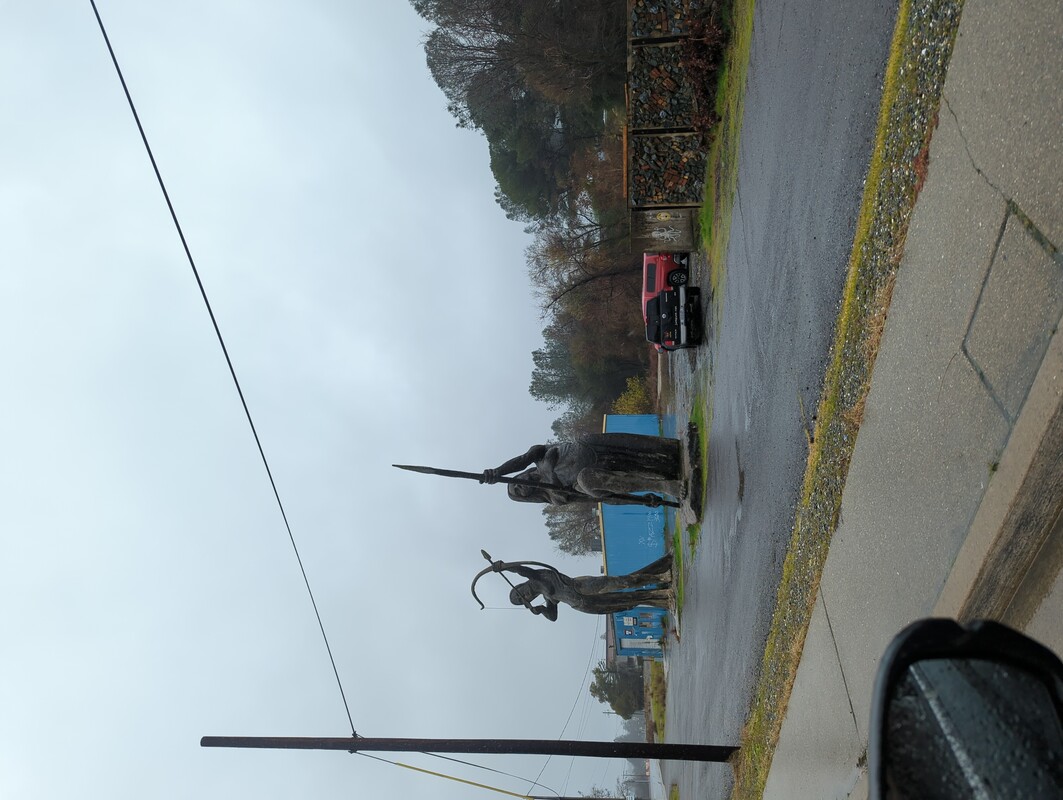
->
xmin=698 ymin=0 xmax=756 ymax=297
xmin=648 ymin=660 xmax=668 ymax=738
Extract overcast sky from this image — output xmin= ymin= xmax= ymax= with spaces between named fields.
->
xmin=0 ymin=3 xmax=633 ymax=798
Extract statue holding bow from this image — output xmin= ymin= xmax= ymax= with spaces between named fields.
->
xmin=471 ymin=551 xmax=674 ymax=621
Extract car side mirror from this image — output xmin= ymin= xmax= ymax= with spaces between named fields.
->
xmin=869 ymin=618 xmax=1063 ymax=799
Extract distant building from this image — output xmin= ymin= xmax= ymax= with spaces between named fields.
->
xmin=600 ymin=414 xmax=676 ymax=662
xmin=621 ymin=755 xmax=653 ymax=799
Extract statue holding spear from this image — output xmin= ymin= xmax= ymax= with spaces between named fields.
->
xmin=395 ymin=432 xmax=687 ymax=508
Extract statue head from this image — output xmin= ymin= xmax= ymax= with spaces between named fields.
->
xmin=507 ymin=467 xmax=552 ymax=503
xmin=507 ymin=483 xmax=535 ymax=500
xmin=509 ymin=583 xmax=537 ymax=605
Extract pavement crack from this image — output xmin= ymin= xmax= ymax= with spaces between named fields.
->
xmin=942 ymin=97 xmax=1060 ymax=259
xmin=1006 ymin=201 xmax=1061 ymax=260
xmin=820 ymin=586 xmax=861 ymax=740
xmin=942 ymin=95 xmax=1009 ymax=202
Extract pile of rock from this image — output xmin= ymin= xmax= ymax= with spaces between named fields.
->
xmin=626 ymin=0 xmax=714 ymax=211
xmin=628 ymin=134 xmax=706 ymax=206
xmin=629 ymin=44 xmax=697 ymax=129
xmin=630 ymin=0 xmax=706 ymax=38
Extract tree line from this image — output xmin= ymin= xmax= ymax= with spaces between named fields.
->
xmin=412 ymin=0 xmax=655 ymax=554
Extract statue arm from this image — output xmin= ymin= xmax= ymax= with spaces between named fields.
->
xmin=503 ymin=564 xmax=549 ymax=582
xmin=531 ymin=601 xmax=559 ymax=621
xmin=483 ymin=445 xmax=548 ymax=482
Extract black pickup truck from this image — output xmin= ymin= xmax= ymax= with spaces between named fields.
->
xmin=644 ymin=285 xmax=702 ymax=351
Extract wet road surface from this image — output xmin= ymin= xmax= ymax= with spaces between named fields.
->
xmin=659 ymin=1 xmax=899 ymax=797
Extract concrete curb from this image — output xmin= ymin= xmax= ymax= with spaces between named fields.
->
xmin=935 ymin=327 xmax=1063 ymax=623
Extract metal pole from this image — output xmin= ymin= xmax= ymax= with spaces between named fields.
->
xmin=200 ymin=735 xmax=736 ymax=763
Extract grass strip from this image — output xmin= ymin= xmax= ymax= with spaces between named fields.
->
xmin=687 ymin=397 xmax=709 ymax=554
xmin=649 ymin=660 xmax=668 ymax=738
xmin=699 ymin=0 xmax=756 ymax=299
xmin=672 ymin=526 xmax=686 ymax=613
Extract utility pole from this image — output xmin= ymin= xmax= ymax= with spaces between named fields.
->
xmin=201 ymin=735 xmax=736 ymax=763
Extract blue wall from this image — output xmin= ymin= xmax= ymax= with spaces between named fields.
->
xmin=600 ymin=414 xmax=674 ymax=658
xmin=603 ymin=411 xmax=678 ymax=439
xmin=602 ymin=413 xmax=661 ymax=436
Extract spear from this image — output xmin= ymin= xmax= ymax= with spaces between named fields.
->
xmin=392 ymin=464 xmax=679 ymax=508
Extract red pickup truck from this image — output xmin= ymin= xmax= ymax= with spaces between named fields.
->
xmin=642 ymin=252 xmax=701 ymax=351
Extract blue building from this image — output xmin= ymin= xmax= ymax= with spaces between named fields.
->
xmin=600 ymin=414 xmax=675 ymax=661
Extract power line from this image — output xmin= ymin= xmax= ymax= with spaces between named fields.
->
xmin=359 ymin=754 xmax=535 ymax=799
xmin=358 ymin=752 xmax=563 ymax=798
xmin=87 ymin=0 xmax=356 ymax=736
xmin=528 ymin=616 xmax=606 ymax=796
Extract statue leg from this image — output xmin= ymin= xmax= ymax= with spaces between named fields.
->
xmin=575 ymin=468 xmax=685 ymax=500
xmin=631 ymin=553 xmax=673 ymax=578
xmin=573 ymin=573 xmax=669 ymax=596
xmin=599 ymin=587 xmax=673 ymax=612
xmin=571 ymin=556 xmax=673 ymax=599
xmin=609 ymin=573 xmax=670 ymax=591
xmin=582 ymin=433 xmax=683 ymax=479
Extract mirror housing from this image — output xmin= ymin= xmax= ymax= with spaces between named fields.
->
xmin=869 ymin=618 xmax=1063 ymax=799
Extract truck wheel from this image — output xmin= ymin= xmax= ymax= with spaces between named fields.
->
xmin=668 ymin=271 xmax=688 ymax=286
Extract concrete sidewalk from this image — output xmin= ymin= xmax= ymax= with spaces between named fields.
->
xmin=763 ymin=1 xmax=1063 ymax=797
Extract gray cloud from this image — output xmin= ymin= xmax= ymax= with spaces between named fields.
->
xmin=0 ymin=2 xmax=626 ymax=798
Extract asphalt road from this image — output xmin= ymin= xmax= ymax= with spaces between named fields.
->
xmin=659 ymin=1 xmax=900 ymax=797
